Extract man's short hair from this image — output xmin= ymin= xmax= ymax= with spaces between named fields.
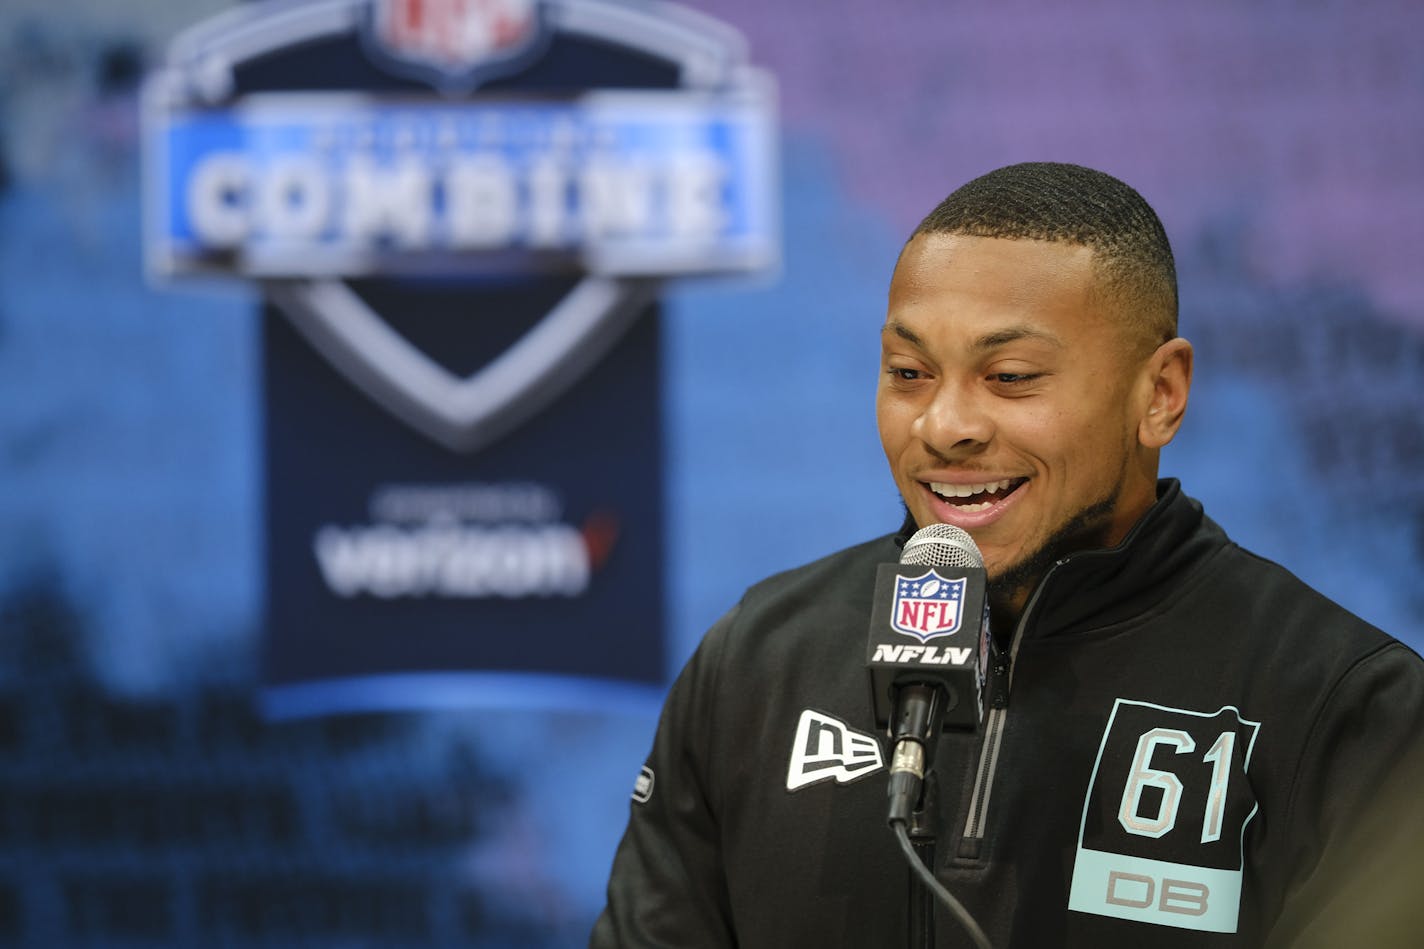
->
xmin=913 ymin=162 xmax=1178 ymax=349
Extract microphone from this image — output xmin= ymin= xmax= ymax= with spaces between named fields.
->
xmin=866 ymin=524 xmax=993 ymax=825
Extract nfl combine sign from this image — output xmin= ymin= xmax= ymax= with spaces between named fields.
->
xmin=143 ymin=0 xmax=777 ymax=716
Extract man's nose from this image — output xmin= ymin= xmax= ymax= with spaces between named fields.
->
xmin=911 ymin=383 xmax=994 ymax=456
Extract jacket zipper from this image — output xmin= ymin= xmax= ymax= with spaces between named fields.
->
xmin=956 ymin=706 xmax=1006 ymax=858
xmin=956 ymin=559 xmax=1066 ymax=858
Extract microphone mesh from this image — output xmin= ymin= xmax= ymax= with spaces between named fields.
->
xmin=900 ymin=523 xmax=984 ymax=569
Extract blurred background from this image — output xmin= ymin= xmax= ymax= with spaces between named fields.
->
xmin=1 ymin=0 xmax=1421 ymax=945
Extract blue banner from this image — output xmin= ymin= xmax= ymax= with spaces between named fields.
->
xmin=147 ymin=90 xmax=777 ymax=277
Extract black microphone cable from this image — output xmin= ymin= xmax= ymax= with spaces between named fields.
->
xmin=879 ymin=523 xmax=995 ymax=949
xmin=889 ymin=817 xmax=993 ymax=949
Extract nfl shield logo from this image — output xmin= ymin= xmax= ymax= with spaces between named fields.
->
xmin=890 ymin=569 xmax=967 ymax=643
xmin=366 ymin=0 xmax=548 ymax=89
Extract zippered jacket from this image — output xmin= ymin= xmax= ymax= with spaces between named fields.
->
xmin=591 ymin=480 xmax=1424 ymax=947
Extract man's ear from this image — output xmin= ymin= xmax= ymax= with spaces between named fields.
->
xmin=1139 ymin=337 xmax=1193 ymax=449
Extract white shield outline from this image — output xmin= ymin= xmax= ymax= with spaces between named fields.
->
xmin=889 ymin=569 xmax=967 ymax=643
xmin=267 ymin=275 xmax=657 ymax=452
xmin=144 ymin=0 xmax=775 ymax=453
xmin=360 ymin=0 xmax=553 ymax=95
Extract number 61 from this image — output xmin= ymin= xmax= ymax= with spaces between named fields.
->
xmin=1119 ymin=727 xmax=1235 ymax=844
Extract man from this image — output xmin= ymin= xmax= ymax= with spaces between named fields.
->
xmin=591 ymin=162 xmax=1424 ymax=947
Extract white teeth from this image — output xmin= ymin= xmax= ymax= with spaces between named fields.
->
xmin=929 ymin=479 xmax=1013 ymax=499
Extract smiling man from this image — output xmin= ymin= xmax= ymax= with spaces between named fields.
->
xmin=879 ymin=226 xmax=1190 ymax=623
xmin=592 ymin=163 xmax=1424 ymax=948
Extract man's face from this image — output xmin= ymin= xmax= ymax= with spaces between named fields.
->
xmin=878 ymin=233 xmax=1162 ymax=606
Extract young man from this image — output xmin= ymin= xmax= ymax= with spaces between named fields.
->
xmin=591 ymin=163 xmax=1424 ymax=947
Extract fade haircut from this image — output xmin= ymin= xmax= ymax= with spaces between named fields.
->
xmin=913 ymin=162 xmax=1178 ymax=349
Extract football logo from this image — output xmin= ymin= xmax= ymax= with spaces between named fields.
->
xmin=366 ymin=0 xmax=548 ymax=89
xmin=889 ymin=569 xmax=966 ymax=643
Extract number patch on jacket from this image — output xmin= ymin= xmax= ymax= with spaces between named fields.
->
xmin=1068 ymin=699 xmax=1261 ymax=933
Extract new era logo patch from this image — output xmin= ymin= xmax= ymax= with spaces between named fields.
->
xmin=786 ymin=709 xmax=884 ymax=791
xmin=632 ymin=765 xmax=654 ymax=804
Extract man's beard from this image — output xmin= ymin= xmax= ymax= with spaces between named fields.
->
xmin=896 ymin=485 xmax=1125 ymax=618
xmin=984 ymin=490 xmax=1121 ymax=617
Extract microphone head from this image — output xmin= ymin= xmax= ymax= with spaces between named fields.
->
xmin=900 ymin=523 xmax=984 ymax=569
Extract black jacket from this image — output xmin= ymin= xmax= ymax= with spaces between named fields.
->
xmin=592 ymin=481 xmax=1424 ymax=947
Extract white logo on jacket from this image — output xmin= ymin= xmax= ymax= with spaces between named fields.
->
xmin=631 ymin=765 xmax=655 ymax=804
xmin=786 ymin=709 xmax=884 ymax=791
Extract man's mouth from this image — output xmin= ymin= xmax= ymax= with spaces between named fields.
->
xmin=927 ymin=478 xmax=1027 ymax=513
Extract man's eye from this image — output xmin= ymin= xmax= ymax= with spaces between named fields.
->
xmin=888 ymin=367 xmax=923 ymax=381
xmin=992 ymin=372 xmax=1039 ymax=384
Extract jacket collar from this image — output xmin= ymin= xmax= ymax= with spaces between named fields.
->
xmin=1019 ymin=478 xmax=1226 ymax=637
xmin=895 ymin=479 xmax=1228 ymax=637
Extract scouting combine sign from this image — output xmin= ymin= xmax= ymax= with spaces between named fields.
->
xmin=143 ymin=0 xmax=777 ymax=715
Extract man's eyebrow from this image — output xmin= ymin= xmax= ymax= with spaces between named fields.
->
xmin=882 ymin=321 xmax=1064 ymax=351
xmin=971 ymin=326 xmax=1065 ymax=351
xmin=882 ymin=321 xmax=924 ymax=347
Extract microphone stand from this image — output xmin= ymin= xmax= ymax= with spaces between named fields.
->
xmin=907 ymin=771 xmax=938 ymax=949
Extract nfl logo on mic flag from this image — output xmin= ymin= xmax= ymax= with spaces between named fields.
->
xmin=891 ymin=570 xmax=966 ymax=643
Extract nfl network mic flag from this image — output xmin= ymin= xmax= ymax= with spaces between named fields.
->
xmin=142 ymin=0 xmax=778 ymax=716
xmin=867 ymin=562 xmax=992 ymax=732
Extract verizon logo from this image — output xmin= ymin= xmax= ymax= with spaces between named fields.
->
xmin=871 ymin=644 xmax=973 ymax=666
xmin=786 ymin=710 xmax=884 ymax=791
